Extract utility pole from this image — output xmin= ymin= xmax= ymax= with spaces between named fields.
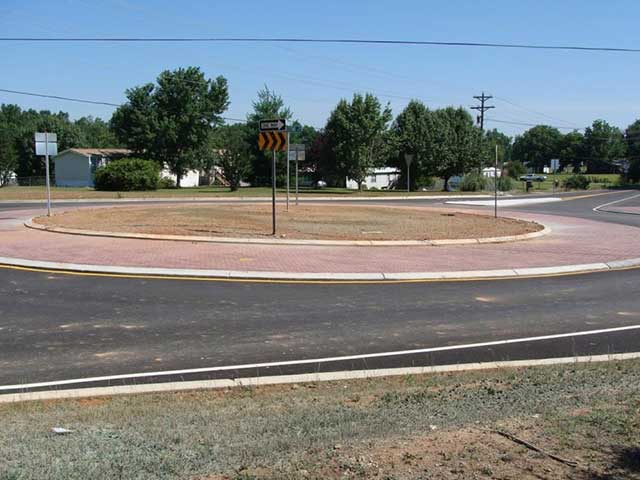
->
xmin=471 ymin=92 xmax=494 ymax=132
xmin=471 ymin=92 xmax=495 ymax=172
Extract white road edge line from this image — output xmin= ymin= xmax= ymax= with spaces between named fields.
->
xmin=2 ymin=324 xmax=639 ymax=392
xmin=2 ymin=352 xmax=639 ymax=404
xmin=593 ymin=192 xmax=640 ymax=212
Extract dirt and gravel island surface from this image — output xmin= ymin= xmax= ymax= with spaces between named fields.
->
xmin=34 ymin=204 xmax=543 ymax=241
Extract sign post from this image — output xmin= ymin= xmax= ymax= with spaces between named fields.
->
xmin=550 ymin=158 xmax=560 ymax=194
xmin=289 ymin=144 xmax=305 ymax=205
xmin=35 ymin=132 xmax=58 ymax=216
xmin=404 ymin=153 xmax=414 ymax=193
xmin=494 ymin=144 xmax=499 ymax=219
xmin=258 ymin=119 xmax=287 ymax=235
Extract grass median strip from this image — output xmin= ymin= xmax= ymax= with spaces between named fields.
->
xmin=1 ymin=359 xmax=639 ymax=479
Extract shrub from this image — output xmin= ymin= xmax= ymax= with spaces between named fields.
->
xmin=158 ymin=177 xmax=176 ymax=189
xmin=94 ymin=158 xmax=160 ymax=191
xmin=506 ymin=160 xmax=527 ymax=179
xmin=460 ymin=173 xmax=488 ymax=192
xmin=625 ymin=159 xmax=640 ymax=184
xmin=496 ymin=175 xmax=513 ymax=191
xmin=563 ymin=174 xmax=591 ymax=190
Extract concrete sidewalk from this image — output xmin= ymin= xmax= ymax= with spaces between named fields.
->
xmin=1 ymin=206 xmax=639 ymax=280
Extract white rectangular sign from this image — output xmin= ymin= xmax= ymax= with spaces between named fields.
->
xmin=35 ymin=132 xmax=58 ymax=156
xmin=35 ymin=132 xmax=57 ymax=143
xmin=550 ymin=158 xmax=560 ymax=171
xmin=35 ymin=142 xmax=58 ymax=156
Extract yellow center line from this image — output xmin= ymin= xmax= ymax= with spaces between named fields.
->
xmin=1 ymin=263 xmax=638 ymax=285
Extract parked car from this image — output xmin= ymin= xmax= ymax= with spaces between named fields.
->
xmin=315 ymin=180 xmax=327 ymax=188
xmin=519 ymin=174 xmax=547 ymax=182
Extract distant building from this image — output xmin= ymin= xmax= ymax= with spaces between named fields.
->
xmin=54 ymin=148 xmax=200 ymax=187
xmin=346 ymin=167 xmax=401 ymax=190
xmin=481 ymin=167 xmax=502 ymax=178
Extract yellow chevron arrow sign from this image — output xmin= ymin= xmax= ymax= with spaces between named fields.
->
xmin=258 ymin=132 xmax=287 ymax=152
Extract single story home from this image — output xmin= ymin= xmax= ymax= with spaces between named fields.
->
xmin=481 ymin=167 xmax=502 ymax=178
xmin=346 ymin=167 xmax=401 ymax=190
xmin=54 ymin=148 xmax=200 ymax=187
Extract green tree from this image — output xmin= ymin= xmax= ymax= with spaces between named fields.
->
xmin=111 ymin=67 xmax=230 ymax=187
xmin=512 ymin=125 xmax=562 ymax=172
xmin=484 ymin=129 xmax=512 ymax=164
xmin=246 ymin=86 xmax=292 ymax=185
xmin=558 ymin=131 xmax=584 ymax=172
xmin=434 ymin=107 xmax=482 ymax=190
xmin=324 ymin=93 xmax=392 ymax=190
xmin=581 ymin=120 xmax=626 ymax=173
xmin=0 ymin=127 xmax=17 ymax=186
xmin=625 ymin=120 xmax=640 ymax=182
xmin=75 ymin=116 xmax=118 ymax=147
xmin=391 ymin=100 xmax=436 ymax=189
xmin=213 ymin=124 xmax=252 ymax=191
xmin=625 ymin=119 xmax=640 ymax=161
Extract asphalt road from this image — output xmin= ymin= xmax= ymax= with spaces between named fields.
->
xmin=1 ymin=190 xmax=639 ymax=393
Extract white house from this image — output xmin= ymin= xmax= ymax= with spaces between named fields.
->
xmin=54 ymin=148 xmax=200 ymax=187
xmin=346 ymin=167 xmax=401 ymax=190
xmin=481 ymin=167 xmax=502 ymax=178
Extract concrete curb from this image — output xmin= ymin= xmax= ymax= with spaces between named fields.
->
xmin=0 ymin=194 xmax=493 ymax=204
xmin=2 ymin=352 xmax=638 ymax=403
xmin=1 ymin=254 xmax=639 ymax=281
xmin=24 ymin=218 xmax=551 ymax=247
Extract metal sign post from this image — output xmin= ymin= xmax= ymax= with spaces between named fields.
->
xmin=494 ymin=144 xmax=498 ymax=219
xmin=258 ymin=119 xmax=287 ymax=236
xmin=35 ymin=132 xmax=58 ymax=216
xmin=550 ymin=158 xmax=560 ymax=194
xmin=288 ymin=144 xmax=305 ymax=205
xmin=404 ymin=153 xmax=414 ymax=193
xmin=286 ymin=132 xmax=290 ymax=211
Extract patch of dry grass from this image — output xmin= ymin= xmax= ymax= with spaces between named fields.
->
xmin=35 ymin=204 xmax=542 ymax=241
xmin=1 ymin=360 xmax=639 ymax=479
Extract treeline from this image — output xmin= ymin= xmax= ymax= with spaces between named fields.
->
xmin=0 ymin=105 xmax=118 ymax=184
xmin=1 ymin=65 xmax=639 ymax=189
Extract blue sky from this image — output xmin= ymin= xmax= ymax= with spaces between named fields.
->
xmin=1 ymin=0 xmax=639 ymax=137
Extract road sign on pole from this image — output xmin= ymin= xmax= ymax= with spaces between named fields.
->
xmin=259 ymin=119 xmax=286 ymax=132
xmin=258 ymin=131 xmax=287 ymax=151
xmin=259 ymin=120 xmax=289 ymax=235
xmin=35 ymin=132 xmax=57 ymax=216
xmin=550 ymin=158 xmax=560 ymax=193
xmin=404 ymin=153 xmax=414 ymax=193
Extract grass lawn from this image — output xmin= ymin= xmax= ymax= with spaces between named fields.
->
xmin=1 ymin=359 xmax=639 ymax=479
xmin=0 ymin=186 xmax=481 ymax=201
xmin=512 ymin=173 xmax=621 ymax=193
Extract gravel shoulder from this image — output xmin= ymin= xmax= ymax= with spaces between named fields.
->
xmin=2 ymin=359 xmax=639 ymax=479
xmin=33 ymin=204 xmax=542 ymax=241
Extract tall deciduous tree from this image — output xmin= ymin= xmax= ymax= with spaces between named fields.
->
xmin=512 ymin=125 xmax=562 ymax=172
xmin=391 ymin=100 xmax=435 ymax=189
xmin=558 ymin=131 xmax=584 ymax=172
xmin=213 ymin=124 xmax=252 ymax=191
xmin=434 ymin=107 xmax=482 ymax=190
xmin=0 ymin=127 xmax=17 ymax=186
xmin=324 ymin=93 xmax=392 ymax=189
xmin=626 ymin=119 xmax=640 ymax=161
xmin=111 ymin=67 xmax=230 ymax=187
xmin=484 ymin=129 xmax=512 ymax=164
xmin=581 ymin=120 xmax=626 ymax=173
xmin=246 ymin=86 xmax=292 ymax=185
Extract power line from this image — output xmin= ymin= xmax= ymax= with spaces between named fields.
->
xmin=1 ymin=37 xmax=639 ymax=52
xmin=0 ymin=88 xmax=246 ymax=123
xmin=486 ymin=118 xmax=582 ymax=131
xmin=493 ymin=96 xmax=581 ymax=129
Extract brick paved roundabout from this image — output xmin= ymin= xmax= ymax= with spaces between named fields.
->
xmin=1 ymin=201 xmax=640 ymax=280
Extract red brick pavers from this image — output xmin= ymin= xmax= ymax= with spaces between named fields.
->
xmin=1 ymin=205 xmax=639 ymax=273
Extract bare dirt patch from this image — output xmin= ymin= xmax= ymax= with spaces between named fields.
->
xmin=34 ymin=204 xmax=543 ymax=241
